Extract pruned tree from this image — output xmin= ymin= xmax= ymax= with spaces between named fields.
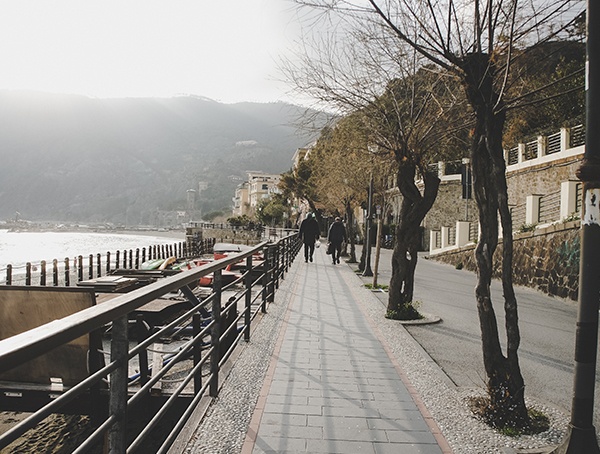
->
xmin=280 ymin=155 xmax=322 ymax=224
xmin=283 ymin=7 xmax=467 ymax=319
xmin=309 ymin=114 xmax=374 ymax=263
xmin=292 ymin=0 xmax=585 ymax=430
xmin=363 ymin=70 xmax=467 ymax=319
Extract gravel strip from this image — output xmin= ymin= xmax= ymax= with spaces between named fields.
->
xmin=344 ymin=271 xmax=570 ymax=454
xmin=184 ymin=260 xmax=570 ymax=454
xmin=182 ymin=264 xmax=299 ymax=454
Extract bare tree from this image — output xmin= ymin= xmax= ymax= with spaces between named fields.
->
xmin=283 ymin=6 xmax=467 ymax=318
xmin=309 ymin=115 xmax=373 ymax=262
xmin=292 ymin=0 xmax=584 ymax=429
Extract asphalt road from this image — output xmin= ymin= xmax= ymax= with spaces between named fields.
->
xmin=355 ymin=246 xmax=599 ymax=428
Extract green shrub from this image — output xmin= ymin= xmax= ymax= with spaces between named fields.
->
xmin=385 ymin=302 xmax=423 ymax=321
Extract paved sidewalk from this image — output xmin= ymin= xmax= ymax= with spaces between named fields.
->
xmin=241 ymin=246 xmax=451 ymax=454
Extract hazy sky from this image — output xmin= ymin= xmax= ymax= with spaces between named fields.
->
xmin=0 ymin=0 xmax=305 ymax=104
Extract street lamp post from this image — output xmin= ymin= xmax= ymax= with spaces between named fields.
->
xmin=363 ymin=174 xmax=374 ymax=277
xmin=554 ymin=2 xmax=600 ymax=452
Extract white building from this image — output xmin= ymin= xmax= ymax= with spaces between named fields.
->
xmin=232 ymin=172 xmax=281 ymax=217
xmin=232 ymin=182 xmax=250 ymax=217
xmin=248 ymin=172 xmax=281 ymax=210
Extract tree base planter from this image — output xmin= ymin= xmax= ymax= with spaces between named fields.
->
xmin=394 ymin=312 xmax=442 ymax=325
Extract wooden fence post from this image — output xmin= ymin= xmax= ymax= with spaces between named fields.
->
xmin=78 ymin=256 xmax=83 ymax=282
xmin=52 ymin=259 xmax=58 ymax=286
xmin=40 ymin=260 xmax=46 ymax=286
xmin=64 ymin=258 xmax=70 ymax=286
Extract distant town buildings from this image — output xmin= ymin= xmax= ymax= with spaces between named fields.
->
xmin=292 ymin=144 xmax=314 ymax=170
xmin=232 ymin=172 xmax=281 ymax=217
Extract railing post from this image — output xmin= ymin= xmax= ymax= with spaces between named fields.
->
xmin=537 ymin=135 xmax=547 ymax=158
xmin=97 ymin=253 xmax=102 ymax=278
xmin=561 ymin=181 xmax=580 ymax=220
xmin=261 ymin=246 xmax=269 ymax=313
xmin=52 ymin=259 xmax=58 ymax=286
xmin=106 ymin=252 xmax=111 ymax=274
xmin=441 ymin=227 xmax=450 ymax=249
xmin=115 ymin=250 xmax=120 ymax=270
xmin=274 ymin=245 xmax=280 ymax=290
xmin=561 ymin=126 xmax=570 ymax=152
xmin=518 ymin=143 xmax=526 ymax=163
xmin=108 ymin=315 xmax=129 ymax=454
xmin=193 ymin=313 xmax=203 ymax=394
xmin=456 ymin=221 xmax=470 ymax=248
xmin=210 ymin=269 xmax=222 ymax=397
xmin=78 ymin=256 xmax=83 ymax=282
xmin=40 ymin=260 xmax=46 ymax=286
xmin=26 ymin=262 xmax=31 ymax=286
xmin=64 ymin=258 xmax=70 ymax=287
xmin=268 ymin=245 xmax=276 ymax=302
xmin=245 ymin=255 xmax=253 ymax=342
xmin=88 ymin=255 xmax=93 ymax=279
xmin=5 ymin=264 xmax=11 ymax=286
xmin=526 ymin=195 xmax=542 ymax=225
xmin=135 ymin=249 xmax=140 ymax=269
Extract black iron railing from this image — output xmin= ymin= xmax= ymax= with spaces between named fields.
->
xmin=0 ymin=233 xmax=301 ymax=453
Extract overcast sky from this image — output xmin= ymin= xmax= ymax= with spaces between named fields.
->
xmin=0 ymin=0 xmax=306 ymax=104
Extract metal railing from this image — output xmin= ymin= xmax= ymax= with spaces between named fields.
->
xmin=1 ymin=239 xmax=215 ymax=287
xmin=539 ymin=190 xmax=561 ymax=224
xmin=0 ymin=233 xmax=301 ymax=453
xmin=511 ymin=203 xmax=527 ymax=229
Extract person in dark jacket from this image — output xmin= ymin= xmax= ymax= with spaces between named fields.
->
xmin=298 ymin=213 xmax=320 ymax=262
xmin=327 ymin=217 xmax=347 ymax=265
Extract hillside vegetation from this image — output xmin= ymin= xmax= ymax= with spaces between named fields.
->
xmin=0 ymin=91 xmax=320 ymax=224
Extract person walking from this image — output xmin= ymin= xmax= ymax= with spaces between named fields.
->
xmin=298 ymin=212 xmax=320 ymax=263
xmin=327 ymin=216 xmax=347 ymax=265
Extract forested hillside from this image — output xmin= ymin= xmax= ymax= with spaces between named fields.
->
xmin=0 ymin=91 xmax=321 ymax=224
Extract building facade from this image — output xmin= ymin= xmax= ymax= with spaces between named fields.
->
xmin=232 ymin=172 xmax=282 ymax=217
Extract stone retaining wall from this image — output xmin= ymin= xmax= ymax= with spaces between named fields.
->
xmin=188 ymin=227 xmax=262 ymax=245
xmin=428 ymin=220 xmax=580 ymax=301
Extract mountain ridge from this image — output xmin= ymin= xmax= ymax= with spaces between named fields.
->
xmin=0 ymin=90 xmax=322 ymax=224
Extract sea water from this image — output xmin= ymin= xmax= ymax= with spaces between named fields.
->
xmin=0 ymin=229 xmax=184 ymax=273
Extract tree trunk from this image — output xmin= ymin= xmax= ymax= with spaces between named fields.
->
xmin=462 ymin=52 xmax=528 ymax=427
xmin=345 ymin=200 xmax=357 ymax=263
xmin=386 ymin=164 xmax=439 ymax=319
xmin=372 ymin=215 xmax=382 ymax=287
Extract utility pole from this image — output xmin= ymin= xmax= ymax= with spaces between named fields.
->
xmin=554 ymin=1 xmax=600 ymax=452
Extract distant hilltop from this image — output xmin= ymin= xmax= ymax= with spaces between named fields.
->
xmin=0 ymin=91 xmax=329 ymax=225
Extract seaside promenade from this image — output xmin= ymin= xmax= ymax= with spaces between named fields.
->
xmin=182 ymin=245 xmax=453 ymax=454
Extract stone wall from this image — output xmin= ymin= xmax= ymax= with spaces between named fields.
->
xmin=429 ymin=220 xmax=580 ymax=301
xmin=185 ymin=226 xmax=263 ymax=252
xmin=505 ymin=155 xmax=581 ymax=209
xmin=421 ymin=178 xmax=478 ymax=250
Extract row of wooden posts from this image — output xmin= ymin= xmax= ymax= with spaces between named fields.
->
xmin=3 ymin=238 xmax=215 ymax=287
